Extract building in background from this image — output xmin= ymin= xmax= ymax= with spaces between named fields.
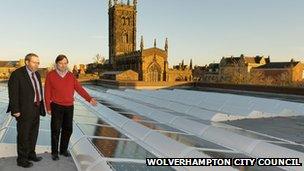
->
xmin=107 ymin=0 xmax=192 ymax=82
xmin=0 ymin=59 xmax=25 ymax=79
xmin=195 ymin=54 xmax=303 ymax=86
xmin=202 ymin=63 xmax=220 ymax=83
xmin=219 ymin=54 xmax=270 ymax=83
xmin=252 ymin=59 xmax=304 ymax=84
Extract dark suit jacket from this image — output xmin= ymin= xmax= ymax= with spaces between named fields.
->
xmin=6 ymin=66 xmax=46 ymax=118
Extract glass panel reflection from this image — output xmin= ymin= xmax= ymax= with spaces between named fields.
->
xmin=90 ymin=138 xmax=155 ymax=159
xmin=139 ymin=121 xmax=184 ymax=133
xmin=97 ymin=99 xmax=115 ymax=106
xmin=115 ymin=112 xmax=183 ymax=133
xmin=161 ymin=132 xmax=228 ymax=150
xmin=73 ymin=115 xmax=109 ymax=126
xmin=79 ymin=124 xmax=129 ymax=139
xmin=107 ymin=106 xmax=127 ymax=113
xmin=108 ymin=162 xmax=175 ymax=171
xmin=97 ymin=100 xmax=156 ymax=122
xmin=119 ymin=113 xmax=155 ymax=122
xmin=3 ymin=127 xmax=51 ymax=146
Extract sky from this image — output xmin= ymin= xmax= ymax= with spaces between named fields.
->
xmin=0 ymin=0 xmax=303 ymax=68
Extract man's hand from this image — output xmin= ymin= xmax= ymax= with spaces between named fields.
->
xmin=47 ymin=110 xmax=51 ymax=115
xmin=90 ymin=98 xmax=97 ymax=106
xmin=13 ymin=112 xmax=20 ymax=117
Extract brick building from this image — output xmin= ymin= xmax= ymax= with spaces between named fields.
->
xmin=252 ymin=59 xmax=304 ymax=83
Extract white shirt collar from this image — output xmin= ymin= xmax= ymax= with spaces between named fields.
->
xmin=55 ymin=67 xmax=68 ymax=78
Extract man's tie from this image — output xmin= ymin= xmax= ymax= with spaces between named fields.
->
xmin=31 ymin=72 xmax=40 ymax=106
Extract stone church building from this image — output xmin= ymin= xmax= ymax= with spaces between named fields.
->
xmin=106 ymin=0 xmax=192 ymax=82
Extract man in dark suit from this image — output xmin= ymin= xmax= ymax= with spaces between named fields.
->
xmin=7 ymin=53 xmax=46 ymax=168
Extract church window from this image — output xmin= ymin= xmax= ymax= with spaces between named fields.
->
xmin=121 ymin=17 xmax=126 ymax=25
xmin=126 ymin=18 xmax=130 ymax=25
xmin=122 ymin=33 xmax=128 ymax=43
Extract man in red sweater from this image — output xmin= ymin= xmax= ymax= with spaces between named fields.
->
xmin=44 ymin=55 xmax=97 ymax=161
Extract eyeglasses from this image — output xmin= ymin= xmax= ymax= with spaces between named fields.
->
xmin=29 ymin=61 xmax=40 ymax=65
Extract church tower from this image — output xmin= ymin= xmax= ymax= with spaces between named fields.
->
xmin=108 ymin=0 xmax=137 ymax=66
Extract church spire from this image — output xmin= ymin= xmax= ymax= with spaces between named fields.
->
xmin=164 ymin=38 xmax=168 ymax=52
xmin=140 ymin=35 xmax=144 ymax=51
xmin=154 ymin=38 xmax=157 ymax=48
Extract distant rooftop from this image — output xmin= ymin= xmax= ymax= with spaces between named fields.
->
xmin=255 ymin=61 xmax=300 ymax=69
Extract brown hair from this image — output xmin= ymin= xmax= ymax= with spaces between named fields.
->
xmin=25 ymin=53 xmax=38 ymax=62
xmin=55 ymin=54 xmax=69 ymax=64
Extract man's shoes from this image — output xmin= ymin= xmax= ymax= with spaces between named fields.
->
xmin=17 ymin=161 xmax=33 ymax=168
xmin=28 ymin=156 xmax=43 ymax=162
xmin=52 ymin=154 xmax=59 ymax=161
xmin=59 ymin=151 xmax=71 ymax=157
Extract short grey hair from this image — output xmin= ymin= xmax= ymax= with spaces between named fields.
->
xmin=25 ymin=53 xmax=38 ymax=62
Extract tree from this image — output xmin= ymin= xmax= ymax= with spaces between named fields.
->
xmin=220 ymin=61 xmax=248 ymax=84
xmin=263 ymin=76 xmax=275 ymax=86
xmin=86 ymin=53 xmax=109 ymax=74
xmin=93 ymin=53 xmax=105 ymax=64
xmin=275 ymin=70 xmax=292 ymax=87
xmin=247 ymin=70 xmax=266 ymax=85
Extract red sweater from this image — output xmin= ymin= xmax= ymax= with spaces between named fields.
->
xmin=44 ymin=70 xmax=92 ymax=111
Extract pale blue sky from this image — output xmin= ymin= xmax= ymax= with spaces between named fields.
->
xmin=0 ymin=0 xmax=303 ymax=67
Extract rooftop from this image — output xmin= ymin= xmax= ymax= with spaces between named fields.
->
xmin=255 ymin=61 xmax=300 ymax=69
xmin=0 ymin=83 xmax=303 ymax=171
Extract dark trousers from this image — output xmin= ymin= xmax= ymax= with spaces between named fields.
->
xmin=16 ymin=104 xmax=40 ymax=163
xmin=50 ymin=102 xmax=74 ymax=155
